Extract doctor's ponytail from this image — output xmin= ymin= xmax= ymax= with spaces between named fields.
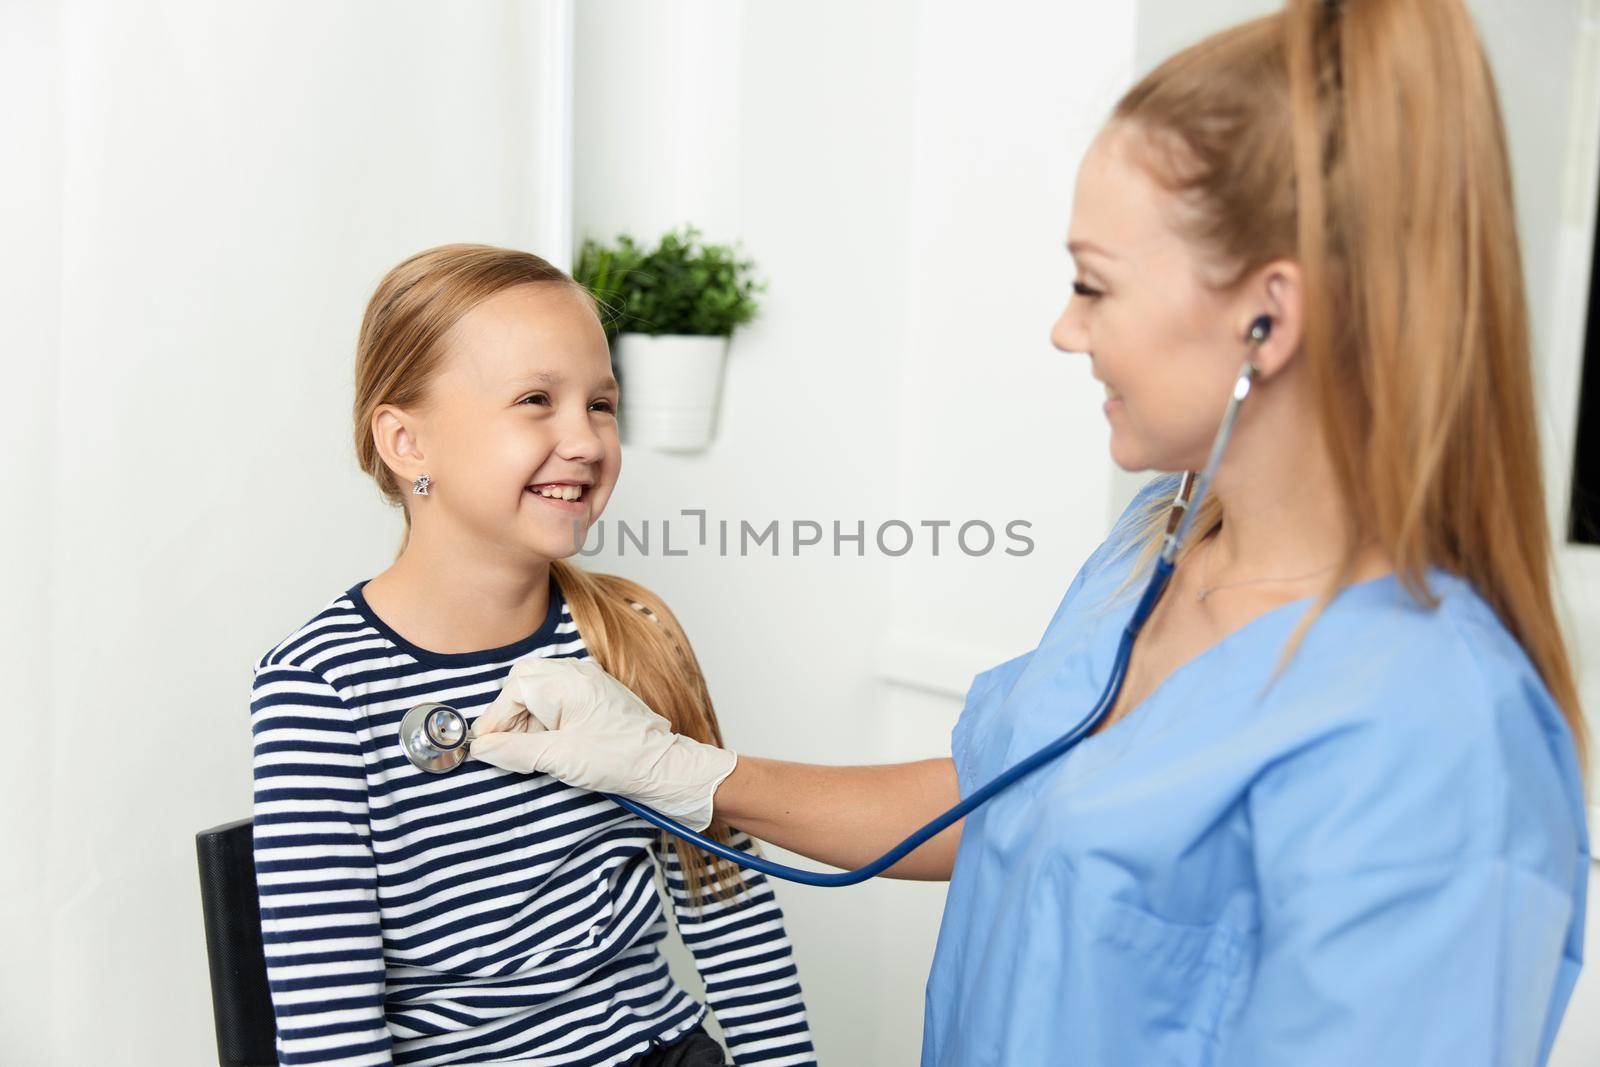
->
xmin=1107 ymin=0 xmax=1588 ymax=774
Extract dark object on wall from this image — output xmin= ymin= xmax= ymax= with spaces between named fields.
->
xmin=1571 ymin=220 xmax=1600 ymax=543
xmin=1573 ymin=235 xmax=1600 ymax=543
xmin=1574 ymin=363 xmax=1599 ymax=544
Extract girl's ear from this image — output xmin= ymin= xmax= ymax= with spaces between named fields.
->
xmin=1237 ymin=259 xmax=1303 ymax=381
xmin=373 ymin=404 xmax=427 ymax=483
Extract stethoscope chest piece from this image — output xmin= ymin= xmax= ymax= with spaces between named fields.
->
xmin=400 ymin=702 xmax=471 ymax=774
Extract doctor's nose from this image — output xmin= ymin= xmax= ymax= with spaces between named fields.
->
xmin=1050 ymin=299 xmax=1090 ymax=356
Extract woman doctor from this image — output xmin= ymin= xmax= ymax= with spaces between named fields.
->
xmin=471 ymin=1 xmax=1591 ymax=1063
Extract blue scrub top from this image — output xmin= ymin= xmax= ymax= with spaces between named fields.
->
xmin=923 ymin=472 xmax=1589 ymax=1066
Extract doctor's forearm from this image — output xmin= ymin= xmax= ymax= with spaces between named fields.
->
xmin=712 ymin=755 xmax=962 ymax=880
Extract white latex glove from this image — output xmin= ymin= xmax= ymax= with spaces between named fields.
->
xmin=468 ymin=655 xmax=737 ymax=832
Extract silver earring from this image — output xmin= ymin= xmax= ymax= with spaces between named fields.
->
xmin=411 ymin=473 xmax=431 ymax=496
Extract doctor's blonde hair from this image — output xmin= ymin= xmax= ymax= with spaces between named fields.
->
xmin=1102 ymin=0 xmax=1588 ymax=775
xmin=350 ymin=243 xmax=750 ymax=907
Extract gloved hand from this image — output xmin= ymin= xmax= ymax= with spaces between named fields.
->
xmin=468 ymin=655 xmax=737 ymax=832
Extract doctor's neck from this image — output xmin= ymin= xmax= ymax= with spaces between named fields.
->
xmin=1197 ymin=367 xmax=1392 ymax=593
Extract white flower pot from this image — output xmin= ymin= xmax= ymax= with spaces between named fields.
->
xmin=614 ymin=332 xmax=731 ymax=452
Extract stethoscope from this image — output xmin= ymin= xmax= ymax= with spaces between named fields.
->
xmin=398 ymin=315 xmax=1270 ymax=887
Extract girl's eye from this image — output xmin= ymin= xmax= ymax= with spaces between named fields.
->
xmin=1072 ymin=281 xmax=1103 ymax=299
xmin=519 ymin=392 xmax=618 ymax=413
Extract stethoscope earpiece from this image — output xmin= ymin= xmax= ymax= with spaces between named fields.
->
xmin=1247 ymin=314 xmax=1272 ymax=346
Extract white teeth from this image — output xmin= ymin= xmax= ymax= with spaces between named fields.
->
xmin=532 ymin=484 xmax=583 ymax=501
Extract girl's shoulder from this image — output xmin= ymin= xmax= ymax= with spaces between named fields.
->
xmin=254 ymin=574 xmax=582 ymax=687
xmin=252 ymin=582 xmax=367 ymax=680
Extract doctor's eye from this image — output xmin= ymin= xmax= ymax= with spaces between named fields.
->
xmin=1072 ymin=281 xmax=1103 ymax=299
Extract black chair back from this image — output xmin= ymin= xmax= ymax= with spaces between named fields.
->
xmin=195 ymin=817 xmax=277 ymax=1067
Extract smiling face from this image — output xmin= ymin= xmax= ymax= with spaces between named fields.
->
xmin=1051 ymin=123 xmax=1266 ymax=473
xmin=400 ymin=282 xmax=620 ymax=560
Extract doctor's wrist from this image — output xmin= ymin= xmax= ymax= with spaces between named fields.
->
xmin=709 ymin=753 xmax=773 ymax=830
xmin=650 ymin=735 xmax=737 ymax=832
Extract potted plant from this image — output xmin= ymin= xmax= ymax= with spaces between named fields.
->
xmin=574 ymin=225 xmax=764 ymax=451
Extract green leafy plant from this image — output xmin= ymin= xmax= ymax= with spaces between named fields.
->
xmin=574 ymin=225 xmax=764 ymax=339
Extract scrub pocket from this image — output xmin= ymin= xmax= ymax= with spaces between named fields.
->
xmin=1062 ymin=876 xmax=1252 ymax=1065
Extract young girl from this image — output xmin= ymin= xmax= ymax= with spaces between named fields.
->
xmin=249 ymin=244 xmax=816 ymax=1067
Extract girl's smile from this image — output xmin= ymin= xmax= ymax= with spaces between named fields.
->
xmin=526 ymin=480 xmax=592 ymax=513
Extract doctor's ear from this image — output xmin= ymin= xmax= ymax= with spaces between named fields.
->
xmin=372 ymin=404 xmax=430 ymax=488
xmin=1235 ymin=259 xmax=1303 ymax=380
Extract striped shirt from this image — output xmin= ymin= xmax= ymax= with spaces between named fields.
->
xmin=250 ymin=575 xmax=816 ymax=1067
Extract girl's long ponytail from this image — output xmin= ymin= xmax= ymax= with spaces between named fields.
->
xmin=552 ymin=559 xmax=753 ymax=907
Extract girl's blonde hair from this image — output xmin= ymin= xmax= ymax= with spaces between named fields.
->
xmin=1101 ymin=0 xmax=1587 ymax=774
xmin=353 ymin=242 xmax=749 ymax=905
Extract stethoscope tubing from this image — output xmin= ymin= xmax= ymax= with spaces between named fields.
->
xmin=611 ymin=334 xmax=1264 ymax=886
xmin=402 ymin=322 xmax=1269 ymax=888
xmin=608 ymin=555 xmax=1178 ymax=886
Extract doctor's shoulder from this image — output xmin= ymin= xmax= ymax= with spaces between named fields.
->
xmin=1346 ymin=569 xmax=1572 ymax=749
xmin=1253 ymin=567 xmax=1587 ymax=873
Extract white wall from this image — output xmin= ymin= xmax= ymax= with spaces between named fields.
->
xmin=0 ymin=0 xmax=572 ymax=1061
xmin=1 ymin=3 xmax=64 ymax=1063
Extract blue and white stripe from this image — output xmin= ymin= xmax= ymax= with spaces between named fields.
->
xmin=250 ymin=578 xmax=815 ymax=1066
